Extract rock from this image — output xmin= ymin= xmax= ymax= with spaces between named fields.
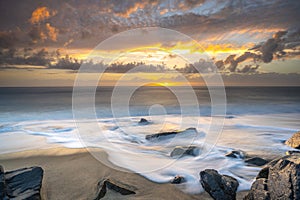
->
xmin=94 ymin=179 xmax=136 ymax=200
xmin=171 ymin=175 xmax=185 ymax=184
xmin=138 ymin=118 xmax=149 ymax=125
xmin=5 ymin=166 xmax=43 ymax=200
xmin=256 ymin=167 xmax=269 ymax=179
xmin=268 ymin=155 xmax=300 ymax=199
xmin=0 ymin=165 xmax=5 ymax=199
xmin=245 ymin=157 xmax=268 ymax=166
xmin=170 ymin=146 xmax=200 ymax=158
xmin=286 ymin=150 xmax=300 ymax=156
xmin=200 ymin=169 xmax=239 ymax=200
xmin=145 ymin=127 xmax=197 ymax=141
xmin=244 ymin=178 xmax=270 ymax=200
xmin=225 ymin=150 xmax=246 ymax=159
xmin=244 ymin=155 xmax=300 ymax=200
xmin=285 ymin=131 xmax=300 ymax=149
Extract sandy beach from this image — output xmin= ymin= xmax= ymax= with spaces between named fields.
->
xmin=0 ymin=147 xmax=250 ymax=199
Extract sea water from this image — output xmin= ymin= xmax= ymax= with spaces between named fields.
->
xmin=0 ymin=86 xmax=299 ymax=193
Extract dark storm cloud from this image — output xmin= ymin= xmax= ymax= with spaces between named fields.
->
xmin=216 ymin=30 xmax=300 ymax=73
xmin=0 ymin=0 xmax=299 ymax=48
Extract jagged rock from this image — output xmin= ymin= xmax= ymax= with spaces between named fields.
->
xmin=256 ymin=167 xmax=269 ymax=179
xmin=145 ymin=127 xmax=197 ymax=141
xmin=170 ymin=146 xmax=201 ymax=158
xmin=94 ymin=179 xmax=136 ymax=200
xmin=200 ymin=169 xmax=239 ymax=200
xmin=0 ymin=165 xmax=5 ymax=199
xmin=245 ymin=157 xmax=268 ymax=166
xmin=171 ymin=175 xmax=185 ymax=184
xmin=225 ymin=150 xmax=246 ymax=159
xmin=285 ymin=131 xmax=300 ymax=149
xmin=244 ymin=178 xmax=270 ymax=200
xmin=138 ymin=118 xmax=149 ymax=125
xmin=244 ymin=155 xmax=300 ymax=200
xmin=5 ymin=166 xmax=43 ymax=200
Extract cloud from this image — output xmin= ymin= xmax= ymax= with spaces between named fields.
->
xmin=0 ymin=31 xmax=17 ymax=48
xmin=45 ymin=23 xmax=59 ymax=41
xmin=29 ymin=6 xmax=57 ymax=24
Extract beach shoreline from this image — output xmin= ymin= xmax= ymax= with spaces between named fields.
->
xmin=0 ymin=147 xmax=249 ymax=199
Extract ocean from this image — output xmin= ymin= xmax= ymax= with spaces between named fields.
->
xmin=0 ymin=86 xmax=299 ymax=193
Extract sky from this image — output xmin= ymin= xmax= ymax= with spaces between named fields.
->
xmin=0 ymin=0 xmax=299 ymax=86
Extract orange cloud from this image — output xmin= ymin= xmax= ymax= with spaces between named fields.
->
xmin=45 ymin=23 xmax=59 ymax=41
xmin=30 ymin=7 xmax=57 ymax=24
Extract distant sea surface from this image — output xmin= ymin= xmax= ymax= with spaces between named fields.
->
xmin=0 ymin=86 xmax=299 ymax=193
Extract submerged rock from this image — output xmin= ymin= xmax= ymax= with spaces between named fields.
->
xmin=138 ymin=118 xmax=149 ymax=125
xmin=94 ymin=178 xmax=136 ymax=200
xmin=225 ymin=150 xmax=246 ymax=159
xmin=245 ymin=157 xmax=268 ymax=166
xmin=200 ymin=169 xmax=239 ymax=200
xmin=4 ymin=166 xmax=43 ymax=200
xmin=244 ymin=155 xmax=300 ymax=200
xmin=285 ymin=131 xmax=300 ymax=149
xmin=171 ymin=175 xmax=185 ymax=184
xmin=286 ymin=150 xmax=300 ymax=156
xmin=145 ymin=127 xmax=198 ymax=141
xmin=170 ymin=146 xmax=201 ymax=158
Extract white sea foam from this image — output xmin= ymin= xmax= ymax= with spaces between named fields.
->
xmin=0 ymin=113 xmax=299 ymax=194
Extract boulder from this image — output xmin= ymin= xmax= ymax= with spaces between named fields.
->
xmin=171 ymin=175 xmax=185 ymax=184
xmin=145 ymin=127 xmax=197 ymax=141
xmin=170 ymin=146 xmax=200 ymax=158
xmin=200 ymin=169 xmax=239 ymax=200
xmin=138 ymin=118 xmax=149 ymax=125
xmin=245 ymin=157 xmax=268 ymax=166
xmin=225 ymin=150 xmax=246 ymax=159
xmin=285 ymin=131 xmax=300 ymax=149
xmin=244 ymin=155 xmax=300 ymax=200
xmin=5 ymin=166 xmax=43 ymax=200
xmin=94 ymin=179 xmax=136 ymax=200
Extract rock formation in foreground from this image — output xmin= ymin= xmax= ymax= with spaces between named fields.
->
xmin=244 ymin=155 xmax=300 ymax=200
xmin=200 ymin=169 xmax=239 ymax=200
xmin=0 ymin=165 xmax=43 ymax=200
xmin=94 ymin=178 xmax=136 ymax=200
xmin=285 ymin=131 xmax=300 ymax=149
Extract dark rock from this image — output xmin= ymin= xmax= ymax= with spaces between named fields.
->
xmin=200 ymin=169 xmax=239 ymax=200
xmin=5 ymin=166 xmax=43 ymax=200
xmin=244 ymin=178 xmax=270 ymax=200
xmin=285 ymin=131 xmax=300 ymax=149
xmin=170 ymin=146 xmax=200 ymax=158
xmin=145 ymin=127 xmax=197 ymax=141
xmin=244 ymin=155 xmax=300 ymax=200
xmin=286 ymin=150 xmax=300 ymax=156
xmin=268 ymin=155 xmax=300 ymax=199
xmin=0 ymin=165 xmax=5 ymax=199
xmin=94 ymin=179 xmax=136 ymax=200
xmin=256 ymin=167 xmax=269 ymax=179
xmin=225 ymin=150 xmax=246 ymax=159
xmin=245 ymin=157 xmax=268 ymax=166
xmin=138 ymin=118 xmax=149 ymax=125
xmin=171 ymin=175 xmax=185 ymax=184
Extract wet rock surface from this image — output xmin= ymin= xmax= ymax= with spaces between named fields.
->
xmin=94 ymin=178 xmax=136 ymax=200
xmin=0 ymin=166 xmax=43 ymax=200
xmin=200 ymin=169 xmax=239 ymax=200
xmin=244 ymin=155 xmax=300 ymax=200
xmin=170 ymin=145 xmax=201 ymax=158
xmin=285 ymin=131 xmax=300 ymax=149
xmin=145 ymin=127 xmax=198 ymax=141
